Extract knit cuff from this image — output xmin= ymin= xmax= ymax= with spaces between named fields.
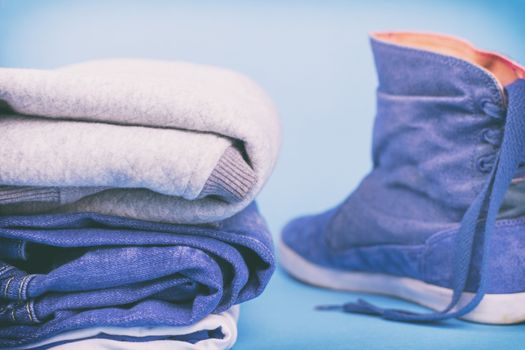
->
xmin=199 ymin=146 xmax=257 ymax=203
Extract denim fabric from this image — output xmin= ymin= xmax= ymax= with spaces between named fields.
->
xmin=500 ymin=181 xmax=525 ymax=218
xmin=284 ymin=213 xmax=525 ymax=293
xmin=0 ymin=203 xmax=274 ymax=349
xmin=327 ymin=37 xmax=510 ymax=249
xmin=282 ymin=34 xmax=525 ymax=300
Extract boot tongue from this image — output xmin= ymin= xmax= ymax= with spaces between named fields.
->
xmin=370 ymin=35 xmax=505 ymax=101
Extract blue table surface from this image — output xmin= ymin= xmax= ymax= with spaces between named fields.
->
xmin=2 ymin=1 xmax=525 ymax=348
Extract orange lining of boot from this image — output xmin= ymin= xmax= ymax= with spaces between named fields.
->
xmin=372 ymin=32 xmax=525 ymax=87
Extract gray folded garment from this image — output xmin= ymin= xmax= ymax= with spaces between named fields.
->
xmin=0 ymin=59 xmax=281 ymax=223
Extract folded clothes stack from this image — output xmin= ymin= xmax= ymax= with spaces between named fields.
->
xmin=0 ymin=59 xmax=280 ymax=350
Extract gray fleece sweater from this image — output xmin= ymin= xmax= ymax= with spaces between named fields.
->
xmin=0 ymin=59 xmax=280 ymax=223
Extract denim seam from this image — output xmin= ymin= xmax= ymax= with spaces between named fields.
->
xmin=24 ymin=274 xmax=36 ymax=300
xmin=19 ymin=274 xmax=34 ymax=300
xmin=25 ymin=302 xmax=33 ymax=323
xmin=425 ymin=217 xmax=525 ymax=249
xmin=0 ymin=234 xmax=272 ymax=264
xmin=2 ymin=279 xmax=234 ymax=345
xmin=0 ymin=231 xmax=272 ymax=270
xmin=5 ymin=302 xmax=235 ymax=346
xmin=0 ymin=220 xmax=273 ymax=261
xmin=18 ymin=275 xmax=27 ymax=300
xmin=28 ymin=300 xmax=39 ymax=323
xmin=0 ymin=265 xmax=14 ymax=276
xmin=10 ymin=305 xmax=16 ymax=323
xmin=4 ymin=276 xmax=15 ymax=299
xmin=0 ymin=292 xmax=241 ymax=347
xmin=420 ymin=216 xmax=525 ymax=279
xmin=5 ymin=311 xmax=208 ymax=346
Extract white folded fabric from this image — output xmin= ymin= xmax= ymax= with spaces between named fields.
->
xmin=14 ymin=307 xmax=239 ymax=350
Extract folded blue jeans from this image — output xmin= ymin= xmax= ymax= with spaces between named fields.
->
xmin=0 ymin=203 xmax=274 ymax=349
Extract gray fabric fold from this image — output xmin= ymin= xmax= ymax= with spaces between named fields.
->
xmin=0 ymin=59 xmax=280 ymax=223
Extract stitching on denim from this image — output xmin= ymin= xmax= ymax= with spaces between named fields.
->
xmin=25 ymin=302 xmax=33 ymax=323
xmin=1 ymin=266 xmax=15 ymax=276
xmin=0 ymin=244 xmax=271 ymax=305
xmin=420 ymin=216 xmax=525 ymax=276
xmin=22 ymin=275 xmax=36 ymax=300
xmin=2 ymin=225 xmax=274 ymax=264
xmin=4 ymin=296 xmax=232 ymax=346
xmin=0 ymin=265 xmax=14 ymax=276
xmin=428 ymin=216 xmax=525 ymax=249
xmin=3 ymin=276 xmax=14 ymax=299
xmin=28 ymin=300 xmax=39 ymax=324
xmin=7 ymin=310 xmax=201 ymax=346
xmin=1 ymin=288 xmax=241 ymax=346
xmin=17 ymin=276 xmax=24 ymax=300
xmin=18 ymin=275 xmax=30 ymax=300
xmin=10 ymin=306 xmax=15 ymax=323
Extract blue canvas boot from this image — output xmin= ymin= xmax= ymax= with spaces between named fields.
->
xmin=280 ymin=32 xmax=525 ymax=324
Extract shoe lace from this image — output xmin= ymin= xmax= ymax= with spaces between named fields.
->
xmin=317 ymin=79 xmax=525 ymax=322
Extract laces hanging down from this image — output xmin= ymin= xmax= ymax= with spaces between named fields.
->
xmin=317 ymin=79 xmax=525 ymax=323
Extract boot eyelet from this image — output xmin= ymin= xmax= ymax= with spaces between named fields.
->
xmin=481 ymin=128 xmax=492 ymax=143
xmin=480 ymin=100 xmax=505 ymax=120
xmin=481 ymin=128 xmax=502 ymax=146
xmin=477 ymin=155 xmax=494 ymax=173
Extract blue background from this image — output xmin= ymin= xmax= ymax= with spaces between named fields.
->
xmin=1 ymin=0 xmax=525 ymax=348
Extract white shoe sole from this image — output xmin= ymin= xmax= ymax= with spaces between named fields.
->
xmin=280 ymin=240 xmax=525 ymax=324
